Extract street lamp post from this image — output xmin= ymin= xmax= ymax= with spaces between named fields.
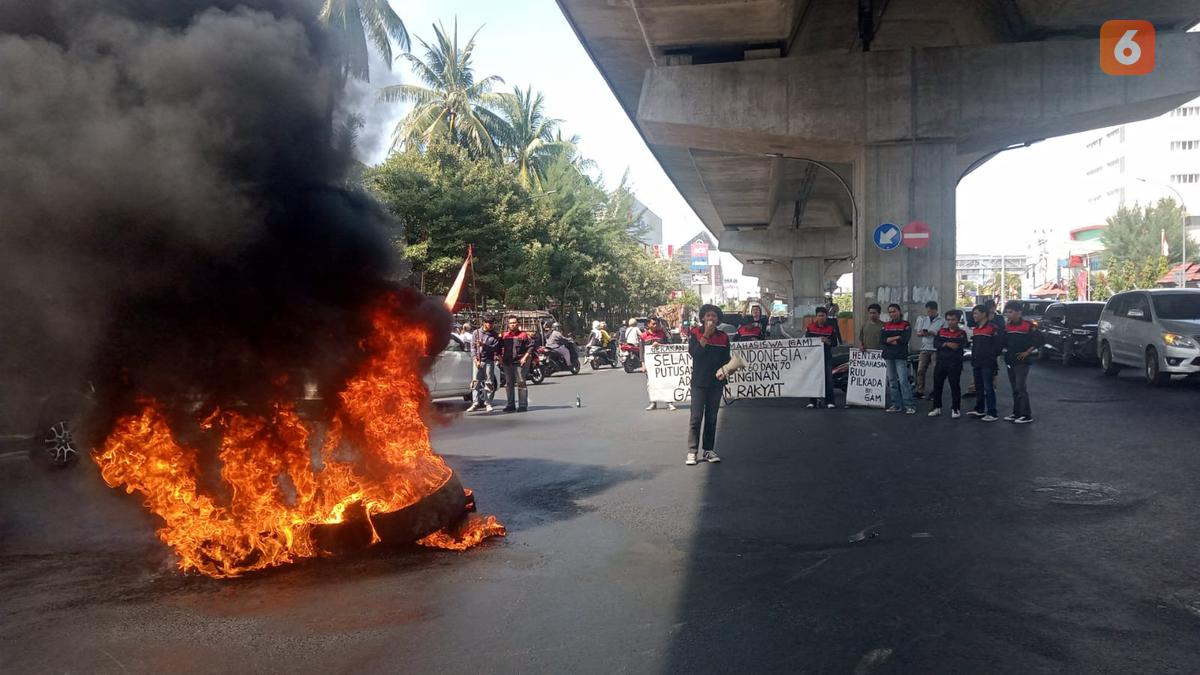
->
xmin=1137 ymin=178 xmax=1189 ymax=287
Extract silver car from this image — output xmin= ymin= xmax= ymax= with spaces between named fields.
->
xmin=1097 ymin=288 xmax=1200 ymax=386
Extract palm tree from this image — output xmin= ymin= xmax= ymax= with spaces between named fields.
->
xmin=318 ymin=0 xmax=410 ymax=82
xmin=495 ymin=87 xmax=575 ymax=190
xmin=378 ymin=21 xmax=508 ymax=158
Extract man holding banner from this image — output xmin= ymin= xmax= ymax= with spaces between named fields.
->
xmin=804 ymin=306 xmax=838 ymax=409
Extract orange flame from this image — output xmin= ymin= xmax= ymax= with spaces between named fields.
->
xmin=94 ymin=293 xmax=504 ymax=577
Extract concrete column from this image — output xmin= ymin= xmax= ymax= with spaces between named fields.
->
xmin=854 ymin=141 xmax=956 ymax=323
xmin=790 ymin=257 xmax=825 ymax=319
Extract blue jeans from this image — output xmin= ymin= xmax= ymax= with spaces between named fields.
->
xmin=885 ymin=358 xmax=915 ymax=409
xmin=473 ymin=361 xmax=497 ymax=405
xmin=972 ymin=363 xmax=997 ymax=416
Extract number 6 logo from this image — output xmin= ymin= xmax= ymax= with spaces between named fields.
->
xmin=1101 ymin=20 xmax=1155 ymax=76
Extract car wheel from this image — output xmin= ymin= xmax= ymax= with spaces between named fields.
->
xmin=30 ymin=392 xmax=92 ymax=469
xmin=1145 ymin=347 xmax=1170 ymax=387
xmin=1100 ymin=343 xmax=1120 ymax=376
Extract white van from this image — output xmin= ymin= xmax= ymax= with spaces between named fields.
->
xmin=1097 ymin=289 xmax=1200 ymax=386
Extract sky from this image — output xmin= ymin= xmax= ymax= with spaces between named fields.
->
xmin=347 ymin=0 xmax=1113 ymax=293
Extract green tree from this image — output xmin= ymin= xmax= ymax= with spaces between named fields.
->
xmin=956 ymin=280 xmax=979 ymax=308
xmin=1103 ymin=198 xmax=1198 ymax=266
xmin=318 ymin=0 xmax=409 ymax=82
xmin=495 ymin=87 xmax=575 ymax=190
xmin=378 ymin=20 xmax=508 ymax=157
xmin=365 ymin=139 xmax=541 ymax=302
xmin=979 ymin=272 xmax=1021 ymax=301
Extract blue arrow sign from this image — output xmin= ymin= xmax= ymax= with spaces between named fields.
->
xmin=873 ymin=222 xmax=902 ymax=251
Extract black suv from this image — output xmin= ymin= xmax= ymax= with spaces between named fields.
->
xmin=1037 ymin=301 xmax=1104 ymax=365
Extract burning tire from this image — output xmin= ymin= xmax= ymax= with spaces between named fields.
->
xmin=29 ymin=392 xmax=92 ymax=469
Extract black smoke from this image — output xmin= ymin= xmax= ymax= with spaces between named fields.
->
xmin=0 ymin=1 xmax=439 ymax=433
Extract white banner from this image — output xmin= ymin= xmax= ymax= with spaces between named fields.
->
xmin=646 ymin=343 xmax=692 ymax=403
xmin=846 ymin=349 xmax=887 ymax=408
xmin=646 ymin=338 xmax=826 ymax=403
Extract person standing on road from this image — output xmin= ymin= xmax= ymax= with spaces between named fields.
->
xmin=827 ymin=303 xmax=843 ymax=345
xmin=500 ymin=315 xmax=532 ymax=413
xmin=914 ymin=301 xmax=945 ymax=399
xmin=928 ymin=309 xmax=967 ymax=418
xmin=686 ymin=304 xmax=730 ymax=466
xmin=966 ymin=305 xmax=1002 ymax=421
xmin=805 ymin=305 xmax=838 ymax=409
xmin=1002 ymin=300 xmax=1038 ymax=424
xmin=458 ymin=322 xmax=474 ymax=352
xmin=467 ymin=316 xmax=501 ymax=412
xmin=881 ymin=303 xmax=917 ymax=414
xmin=858 ymin=303 xmax=884 ymax=351
xmin=642 ymin=318 xmax=677 ymax=411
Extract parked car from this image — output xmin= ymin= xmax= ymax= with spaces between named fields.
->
xmin=1038 ymin=301 xmax=1104 ymax=365
xmin=425 ymin=335 xmax=475 ymax=401
xmin=1097 ymin=289 xmax=1200 ymax=386
xmin=1011 ymin=299 xmax=1055 ymax=330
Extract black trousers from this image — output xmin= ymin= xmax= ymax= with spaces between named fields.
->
xmin=688 ymin=384 xmax=723 ymax=452
xmin=932 ymin=361 xmax=962 ymax=411
xmin=1007 ymin=363 xmax=1032 ymax=418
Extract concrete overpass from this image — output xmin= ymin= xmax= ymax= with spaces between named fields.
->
xmin=556 ymin=0 xmax=1200 ymax=320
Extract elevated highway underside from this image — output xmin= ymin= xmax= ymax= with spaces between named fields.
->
xmin=558 ymin=0 xmax=1200 ymax=317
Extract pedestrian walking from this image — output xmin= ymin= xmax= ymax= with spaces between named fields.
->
xmin=499 ymin=315 xmax=532 ymax=413
xmin=805 ymin=305 xmax=838 ymax=409
xmin=914 ymin=301 xmax=944 ymax=398
xmin=966 ymin=305 xmax=1002 ymax=421
xmin=859 ymin=303 xmax=884 ymax=351
xmin=881 ymin=303 xmax=917 ymax=414
xmin=466 ymin=316 xmax=501 ymax=412
xmin=1002 ymin=300 xmax=1038 ymax=424
xmin=642 ymin=318 xmax=677 ymax=411
xmin=686 ymin=304 xmax=730 ymax=466
xmin=928 ymin=309 xmax=966 ymax=418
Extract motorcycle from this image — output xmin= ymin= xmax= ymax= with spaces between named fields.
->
xmin=620 ymin=343 xmax=641 ymax=373
xmin=587 ymin=342 xmax=618 ymax=370
xmin=539 ymin=345 xmax=580 ymax=377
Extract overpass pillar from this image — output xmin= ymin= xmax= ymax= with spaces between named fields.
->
xmin=791 ymin=257 xmax=825 ymax=320
xmin=855 ymin=141 xmax=957 ymax=323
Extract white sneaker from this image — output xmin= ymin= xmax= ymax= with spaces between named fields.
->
xmin=965 ymin=411 xmax=984 ymax=418
xmin=685 ymin=452 xmax=698 ymax=466
xmin=905 ymin=408 xmax=917 ymax=415
xmin=485 ymin=403 xmax=493 ymax=412
xmin=951 ymin=410 xmax=961 ymax=419
xmin=826 ymin=403 xmax=836 ymax=409
xmin=927 ymin=408 xmax=941 ymax=417
xmin=667 ymin=403 xmax=678 ymax=411
xmin=806 ymin=402 xmax=816 ymax=408
xmin=1003 ymin=414 xmax=1018 ymax=422
xmin=981 ymin=415 xmax=998 ymax=422
xmin=1013 ymin=416 xmax=1033 ymax=424
xmin=465 ymin=403 xmax=480 ymax=412
xmin=645 ymin=403 xmax=657 ymax=411
xmin=885 ymin=407 xmax=902 ymax=413
xmin=703 ymin=450 xmax=721 ymax=463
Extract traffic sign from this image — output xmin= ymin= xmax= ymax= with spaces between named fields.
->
xmin=873 ymin=222 xmax=902 ymax=250
xmin=902 ymin=220 xmax=931 ymax=249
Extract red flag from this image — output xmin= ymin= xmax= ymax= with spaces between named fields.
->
xmin=444 ymin=245 xmax=472 ymax=312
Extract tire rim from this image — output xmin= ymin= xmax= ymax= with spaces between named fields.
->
xmin=1147 ymin=351 xmax=1157 ymax=380
xmin=43 ymin=420 xmax=78 ymax=466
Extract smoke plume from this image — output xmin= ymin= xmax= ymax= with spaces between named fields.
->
xmin=0 ymin=0 xmax=439 ymax=431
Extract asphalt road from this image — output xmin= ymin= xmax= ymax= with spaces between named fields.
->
xmin=2 ymin=358 xmax=1199 ymax=673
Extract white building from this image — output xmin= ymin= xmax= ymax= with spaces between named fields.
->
xmin=1080 ymin=98 xmax=1200 ymax=235
xmin=632 ymin=198 xmax=663 ymax=250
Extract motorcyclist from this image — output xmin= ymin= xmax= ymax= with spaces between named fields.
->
xmin=546 ymin=322 xmax=577 ymax=369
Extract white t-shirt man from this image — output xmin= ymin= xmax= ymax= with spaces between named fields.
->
xmin=915 ymin=313 xmax=946 ymax=352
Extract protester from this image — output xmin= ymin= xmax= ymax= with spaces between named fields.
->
xmin=928 ymin=309 xmax=967 ymax=418
xmin=748 ymin=304 xmax=769 ymax=335
xmin=499 ymin=315 xmax=532 ymax=413
xmin=858 ymin=303 xmax=884 ymax=351
xmin=881 ymin=303 xmax=916 ymax=414
xmin=641 ymin=317 xmax=677 ymax=411
xmin=1002 ymin=300 xmax=1038 ymax=424
xmin=914 ymin=301 xmax=945 ymax=398
xmin=827 ymin=303 xmax=843 ymax=345
xmin=805 ymin=306 xmax=838 ymax=409
xmin=966 ymin=305 xmax=1002 ymax=421
xmin=686 ymin=304 xmax=730 ymax=466
xmin=466 ymin=316 xmax=500 ymax=412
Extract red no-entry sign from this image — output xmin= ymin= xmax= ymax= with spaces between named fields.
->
xmin=902 ymin=221 xmax=931 ymax=249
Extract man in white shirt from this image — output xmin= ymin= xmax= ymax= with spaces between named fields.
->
xmin=914 ymin=301 xmax=945 ymax=398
